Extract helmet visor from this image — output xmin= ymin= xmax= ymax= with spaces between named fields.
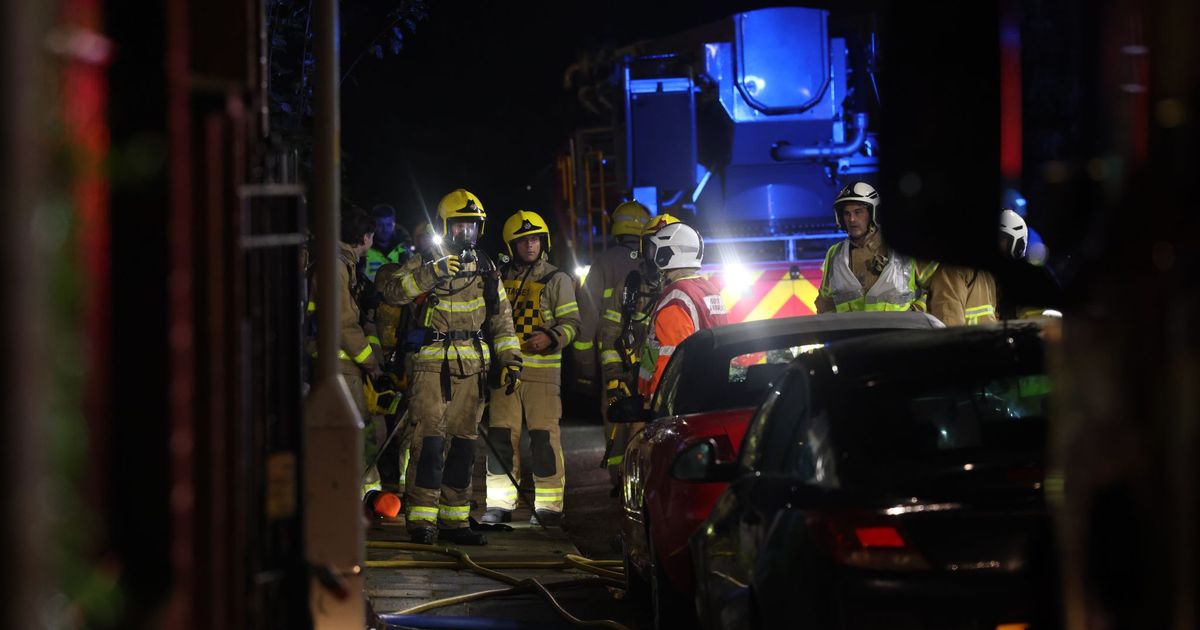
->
xmin=447 ymin=220 xmax=480 ymax=249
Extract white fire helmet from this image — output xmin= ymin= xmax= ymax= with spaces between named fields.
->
xmin=1000 ymin=208 xmax=1028 ymax=259
xmin=643 ymin=223 xmax=704 ymax=271
xmin=833 ymin=181 xmax=880 ymax=229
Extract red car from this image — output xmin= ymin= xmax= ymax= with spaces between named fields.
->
xmin=616 ymin=312 xmax=944 ymax=628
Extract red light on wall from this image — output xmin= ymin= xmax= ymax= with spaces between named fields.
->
xmin=854 ymin=526 xmax=906 ymax=548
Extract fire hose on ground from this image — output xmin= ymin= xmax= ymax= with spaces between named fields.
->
xmin=366 ymin=540 xmax=630 ymax=630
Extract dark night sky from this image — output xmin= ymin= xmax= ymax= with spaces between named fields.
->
xmin=340 ymin=0 xmax=780 ymax=240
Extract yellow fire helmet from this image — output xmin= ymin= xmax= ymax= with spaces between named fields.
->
xmin=640 ymin=213 xmax=682 ymax=256
xmin=436 ymin=188 xmax=487 ymax=236
xmin=502 ymin=210 xmax=551 ymax=257
xmin=611 ymin=200 xmax=651 ymax=237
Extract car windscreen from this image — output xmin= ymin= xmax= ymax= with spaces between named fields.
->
xmin=829 ymin=372 xmax=1050 ymax=488
xmin=674 ymin=330 xmax=905 ymax=416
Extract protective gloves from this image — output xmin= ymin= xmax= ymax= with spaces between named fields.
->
xmin=503 ymin=365 xmax=522 ymax=395
xmin=431 ymin=254 xmax=461 ymax=279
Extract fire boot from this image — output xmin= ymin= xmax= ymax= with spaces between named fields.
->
xmin=439 ymin=527 xmax=488 ymax=546
xmin=409 ymin=526 xmax=437 ymax=545
xmin=482 ymin=508 xmax=512 ymax=524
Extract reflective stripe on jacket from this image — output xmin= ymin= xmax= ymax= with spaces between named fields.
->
xmin=817 ymin=234 xmax=921 ymax=313
xmin=501 ymin=258 xmax=581 ymax=385
xmin=638 ymin=273 xmax=728 ymax=398
xmin=597 ymin=268 xmax=655 ymax=385
xmin=374 ymin=253 xmax=522 ymax=376
xmin=925 ymin=264 xmax=999 ymax=326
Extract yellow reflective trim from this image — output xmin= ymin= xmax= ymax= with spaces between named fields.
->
xmin=353 ymin=345 xmax=374 ymax=364
xmin=603 ymin=288 xmax=614 ymax=298
xmin=366 ymin=335 xmax=381 ymax=346
xmin=408 ymin=506 xmax=439 ymax=522
xmin=600 ymin=350 xmax=621 ymax=365
xmin=434 ymin=296 xmax=486 ymax=313
xmin=918 ymin=261 xmax=941 ymax=286
xmin=554 ymin=302 xmax=579 ymax=317
xmin=605 ymin=455 xmax=624 ymax=466
xmin=524 ymin=355 xmax=562 ymax=368
xmin=439 ymin=504 xmax=470 ymax=515
xmin=965 ymin=305 xmax=996 ymax=317
xmin=603 ymin=309 xmax=622 ymax=323
xmin=417 ymin=345 xmax=489 ymax=360
xmin=306 ymin=301 xmax=316 ymax=313
xmin=401 ymin=273 xmax=421 ymax=298
xmin=573 ymin=340 xmax=594 ymax=351
xmin=494 ymin=336 xmax=521 ymax=352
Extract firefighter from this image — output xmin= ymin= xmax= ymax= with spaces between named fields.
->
xmin=637 ymin=222 xmax=729 ymax=399
xmin=483 ymin=210 xmax=581 ymax=526
xmin=308 ymin=209 xmax=401 ymax=519
xmin=920 ymin=207 xmax=1002 ymax=325
xmin=573 ymin=200 xmax=651 ymax=413
xmin=362 ymin=205 xmax=415 ymax=491
xmin=374 ymin=189 xmax=523 ymax=546
xmin=815 ymin=182 xmax=930 ymax=314
xmin=598 ymin=214 xmax=679 ymax=482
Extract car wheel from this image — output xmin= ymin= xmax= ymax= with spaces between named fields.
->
xmin=623 ymin=538 xmax=650 ymax=604
xmin=649 ymin=526 xmax=696 ymax=630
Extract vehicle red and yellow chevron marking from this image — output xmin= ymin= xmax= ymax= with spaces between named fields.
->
xmin=702 ymin=262 xmax=825 ymax=324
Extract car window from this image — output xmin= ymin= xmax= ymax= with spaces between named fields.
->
xmin=739 ymin=367 xmax=805 ymax=473
xmin=833 ymin=372 xmax=1051 ymax=488
xmin=651 ymin=347 xmax=686 ymax=418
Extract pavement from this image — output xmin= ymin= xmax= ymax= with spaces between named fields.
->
xmin=365 ymin=411 xmax=649 ymax=629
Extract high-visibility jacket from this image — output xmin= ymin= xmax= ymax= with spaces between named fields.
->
xmin=598 ymin=268 xmax=656 ymax=385
xmin=364 ymin=239 xmax=409 ymax=282
xmin=500 ymin=258 xmax=581 ymax=385
xmin=924 ymin=263 xmax=999 ymax=326
xmin=816 ymin=228 xmax=923 ymax=313
xmin=374 ymin=252 xmax=522 ymax=377
xmin=638 ymin=271 xmax=728 ymax=398
xmin=573 ymin=237 xmax=641 ymax=366
xmin=307 ymin=242 xmax=381 ymax=374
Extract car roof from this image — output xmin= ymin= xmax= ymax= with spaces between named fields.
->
xmin=800 ymin=321 xmax=1045 ymax=385
xmin=681 ymin=311 xmax=945 ymax=354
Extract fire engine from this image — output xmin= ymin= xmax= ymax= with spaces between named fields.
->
xmin=558 ymin=7 xmax=881 ymax=324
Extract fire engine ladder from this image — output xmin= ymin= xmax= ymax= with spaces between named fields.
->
xmin=558 ymin=129 xmax=618 ymax=262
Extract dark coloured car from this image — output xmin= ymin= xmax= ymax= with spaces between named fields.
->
xmin=687 ymin=323 xmax=1057 ymax=630
xmin=617 ymin=312 xmax=944 ymax=627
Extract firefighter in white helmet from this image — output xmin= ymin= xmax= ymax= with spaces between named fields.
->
xmin=816 ymin=182 xmax=932 ymax=314
xmin=636 ymin=222 xmax=728 ymax=399
xmin=375 ymin=189 xmax=523 ymax=546
xmin=598 ymin=213 xmax=680 ymax=485
xmin=483 ymin=210 xmax=581 ymax=526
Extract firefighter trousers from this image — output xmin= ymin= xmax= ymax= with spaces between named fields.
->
xmin=403 ymin=370 xmax=485 ymax=531
xmin=485 ymin=381 xmax=565 ymax=513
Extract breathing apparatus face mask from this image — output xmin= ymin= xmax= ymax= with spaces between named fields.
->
xmin=447 ymin=221 xmax=480 ymax=261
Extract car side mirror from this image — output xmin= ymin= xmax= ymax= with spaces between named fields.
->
xmin=672 ymin=439 xmax=740 ymax=483
xmin=608 ymin=394 xmax=652 ymax=423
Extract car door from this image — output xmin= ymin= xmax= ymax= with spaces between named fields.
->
xmin=623 ymin=345 xmax=687 ymax=521
xmin=700 ymin=364 xmax=816 ymax=624
xmin=699 ymin=367 xmax=814 ymax=629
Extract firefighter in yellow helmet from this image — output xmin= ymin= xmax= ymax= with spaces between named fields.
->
xmin=572 ymin=200 xmax=651 ymax=416
xmin=483 ymin=210 xmax=581 ymax=526
xmin=374 ymin=189 xmax=523 ymax=545
xmin=596 ymin=213 xmax=680 ymax=488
